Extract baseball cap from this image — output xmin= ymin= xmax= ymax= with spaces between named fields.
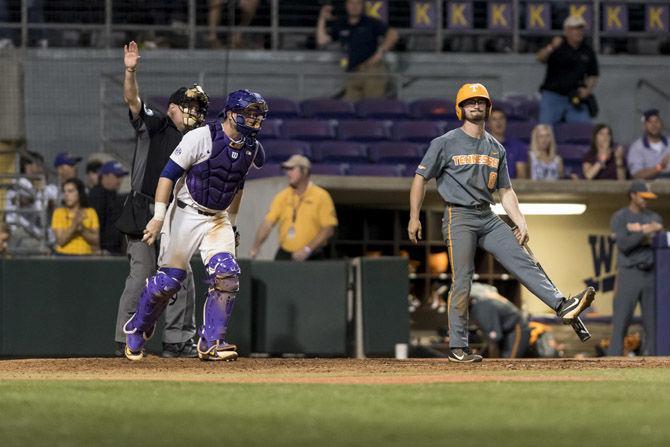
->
xmin=563 ymin=15 xmax=587 ymax=29
xmin=54 ymin=152 xmax=82 ymax=168
xmin=642 ymin=109 xmax=660 ymax=122
xmin=629 ymin=180 xmax=657 ymax=199
xmin=281 ymin=154 xmax=311 ymax=170
xmin=99 ymin=160 xmax=129 ymax=177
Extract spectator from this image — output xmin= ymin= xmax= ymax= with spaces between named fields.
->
xmin=609 ymin=181 xmax=663 ymax=356
xmin=89 ymin=161 xmax=128 ymax=255
xmin=529 ymin=124 xmax=563 ymax=180
xmin=54 ymin=151 xmax=82 ymax=186
xmin=536 ymin=15 xmax=599 ymax=124
xmin=488 ymin=107 xmax=529 ymax=179
xmin=206 ymin=0 xmax=260 ymax=49
xmin=316 ymin=0 xmax=399 ymax=101
xmin=51 ymin=178 xmax=99 ymax=255
xmin=0 ymin=221 xmax=10 ymax=255
xmin=250 ymin=155 xmax=338 ymax=261
xmin=85 ymin=159 xmax=103 ymax=192
xmin=627 ymin=109 xmax=670 ymax=180
xmin=582 ymin=124 xmax=626 ymax=180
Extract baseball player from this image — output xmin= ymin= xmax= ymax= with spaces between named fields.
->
xmin=123 ymin=89 xmax=267 ymax=361
xmin=408 ymin=83 xmax=595 ymax=363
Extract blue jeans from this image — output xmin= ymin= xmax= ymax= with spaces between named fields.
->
xmin=539 ymin=89 xmax=591 ymax=125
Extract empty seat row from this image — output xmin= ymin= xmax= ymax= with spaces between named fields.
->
xmin=246 ymin=162 xmax=414 ymax=180
xmin=263 ymin=140 xmax=425 ymax=164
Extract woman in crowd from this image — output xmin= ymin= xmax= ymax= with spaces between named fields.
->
xmin=50 ymin=178 xmax=99 ymax=255
xmin=582 ymin=123 xmax=627 ymax=180
xmin=529 ymin=124 xmax=563 ymax=180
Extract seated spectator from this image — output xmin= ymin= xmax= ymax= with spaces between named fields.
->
xmin=582 ymin=124 xmax=626 ymax=180
xmin=529 ymin=124 xmax=563 ymax=180
xmin=51 ymin=178 xmax=99 ymax=255
xmin=627 ymin=109 xmax=670 ymax=179
xmin=84 ymin=159 xmax=103 ymax=192
xmin=88 ymin=161 xmax=128 ymax=255
xmin=0 ymin=221 xmax=10 ymax=255
xmin=488 ymin=107 xmax=528 ymax=178
xmin=54 ymin=151 xmax=82 ymax=186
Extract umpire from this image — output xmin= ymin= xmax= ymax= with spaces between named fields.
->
xmin=113 ymin=41 xmax=209 ymax=358
xmin=609 ymin=180 xmax=664 ymax=356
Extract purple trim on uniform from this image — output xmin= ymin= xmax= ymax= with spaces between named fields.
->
xmin=160 ymin=159 xmax=185 ymax=181
xmin=184 ymin=122 xmax=258 ymax=211
xmin=126 ymin=267 xmax=186 ymax=333
xmin=200 ymin=253 xmax=240 ymax=343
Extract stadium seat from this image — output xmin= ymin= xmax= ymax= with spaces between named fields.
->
xmin=506 ymin=121 xmax=537 ymax=143
xmin=206 ymin=96 xmax=227 ymax=119
xmin=368 ymin=141 xmax=424 ymax=164
xmin=558 ymin=143 xmax=589 ymax=178
xmin=408 ymin=98 xmax=457 ymax=120
xmin=391 ymin=120 xmax=444 ymax=142
xmin=246 ymin=163 xmax=281 ymax=180
xmin=312 ymin=141 xmax=368 ymax=163
xmin=555 ymin=122 xmax=594 ymax=144
xmin=301 ymin=98 xmax=356 ymax=118
xmin=348 ymin=164 xmax=405 ymax=177
xmin=265 ymin=97 xmax=300 ymax=118
xmin=311 ymin=163 xmax=348 ymax=176
xmin=282 ymin=119 xmax=336 ymax=141
xmin=356 ymin=99 xmax=409 ymax=119
xmin=262 ymin=139 xmax=312 ymax=162
xmin=258 ymin=119 xmax=282 ymax=139
xmin=337 ymin=119 xmax=389 ymax=141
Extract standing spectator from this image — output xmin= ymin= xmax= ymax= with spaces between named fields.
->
xmin=250 ymin=155 xmax=338 ymax=261
xmin=206 ymin=0 xmax=260 ymax=49
xmin=536 ymin=15 xmax=599 ymax=124
xmin=54 ymin=152 xmax=82 ymax=186
xmin=529 ymin=124 xmax=563 ymax=180
xmin=488 ymin=107 xmax=529 ymax=179
xmin=609 ymin=181 xmax=663 ymax=356
xmin=113 ymin=41 xmax=208 ymax=358
xmin=89 ymin=161 xmax=128 ymax=255
xmin=50 ymin=178 xmax=99 ymax=256
xmin=84 ymin=159 xmax=103 ymax=192
xmin=582 ymin=124 xmax=626 ymax=180
xmin=627 ymin=109 xmax=670 ymax=180
xmin=316 ymin=0 xmax=399 ymax=101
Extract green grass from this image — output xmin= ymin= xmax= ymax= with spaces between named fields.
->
xmin=1 ymin=369 xmax=669 ymax=447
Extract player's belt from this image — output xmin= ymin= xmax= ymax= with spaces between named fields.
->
xmin=446 ymin=202 xmax=490 ymax=211
xmin=176 ymin=199 xmax=218 ymax=216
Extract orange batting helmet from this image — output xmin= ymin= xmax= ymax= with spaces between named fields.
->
xmin=455 ymin=83 xmax=492 ymax=120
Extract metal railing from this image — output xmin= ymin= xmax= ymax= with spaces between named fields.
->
xmin=0 ymin=0 xmax=668 ymax=53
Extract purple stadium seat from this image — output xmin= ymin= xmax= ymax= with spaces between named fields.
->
xmin=356 ymin=99 xmax=409 ymax=119
xmin=444 ymin=120 xmax=461 ymax=132
xmin=311 ymin=163 xmax=347 ymax=176
xmin=348 ymin=164 xmax=405 ymax=177
xmin=409 ymin=98 xmax=457 ymax=120
xmin=494 ymin=100 xmax=518 ymax=120
xmin=266 ymin=97 xmax=300 ymax=118
xmin=282 ymin=119 xmax=336 ymax=141
xmin=337 ymin=119 xmax=389 ymax=141
xmin=301 ymin=98 xmax=356 ymax=118
xmin=258 ymin=119 xmax=282 ymax=139
xmin=557 ymin=144 xmax=589 ymax=161
xmin=555 ymin=122 xmax=594 ymax=144
xmin=506 ymin=121 xmax=537 ymax=143
xmin=391 ymin=120 xmax=444 ymax=142
xmin=312 ymin=141 xmax=368 ymax=163
xmin=262 ymin=139 xmax=312 ymax=162
xmin=246 ymin=163 xmax=282 ymax=180
xmin=368 ymin=142 xmax=424 ymax=164
xmin=206 ymin=96 xmax=227 ymax=119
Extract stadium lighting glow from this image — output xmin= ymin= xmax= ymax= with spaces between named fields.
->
xmin=490 ymin=203 xmax=587 ymax=215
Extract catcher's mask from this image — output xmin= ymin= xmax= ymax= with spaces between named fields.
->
xmin=169 ymin=84 xmax=209 ymax=131
xmin=219 ymin=89 xmax=268 ymax=139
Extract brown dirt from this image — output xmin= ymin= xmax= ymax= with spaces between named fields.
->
xmin=0 ymin=357 xmax=668 ymax=385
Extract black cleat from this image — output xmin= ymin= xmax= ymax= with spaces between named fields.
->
xmin=557 ymin=287 xmax=596 ymax=324
xmin=448 ymin=348 xmax=483 ymax=363
xmin=162 ymin=341 xmax=198 ymax=358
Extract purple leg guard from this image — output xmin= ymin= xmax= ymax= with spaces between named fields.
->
xmin=125 ymin=267 xmax=187 ymax=335
xmin=199 ymin=253 xmax=240 ymax=344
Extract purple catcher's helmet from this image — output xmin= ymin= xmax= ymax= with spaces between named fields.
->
xmin=219 ymin=89 xmax=268 ymax=139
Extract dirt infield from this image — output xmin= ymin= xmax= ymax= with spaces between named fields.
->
xmin=0 ymin=357 xmax=668 ymax=384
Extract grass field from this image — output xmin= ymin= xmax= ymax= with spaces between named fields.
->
xmin=1 ymin=357 xmax=669 ymax=447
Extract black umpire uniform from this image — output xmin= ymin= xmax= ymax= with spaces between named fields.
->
xmin=114 ymin=90 xmax=201 ymax=357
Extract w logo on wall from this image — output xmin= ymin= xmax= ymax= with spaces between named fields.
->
xmin=583 ymin=235 xmax=616 ymax=293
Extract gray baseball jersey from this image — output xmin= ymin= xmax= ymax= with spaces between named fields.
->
xmin=416 ymin=128 xmax=512 ymax=206
xmin=610 ymin=207 xmax=663 ymax=268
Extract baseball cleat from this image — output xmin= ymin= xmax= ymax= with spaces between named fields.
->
xmin=124 ymin=332 xmax=147 ymax=361
xmin=162 ymin=341 xmax=198 ymax=358
xmin=197 ymin=338 xmax=239 ymax=362
xmin=557 ymin=287 xmax=596 ymax=324
xmin=448 ymin=348 xmax=483 ymax=363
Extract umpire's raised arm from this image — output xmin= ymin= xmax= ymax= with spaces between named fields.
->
xmin=123 ymin=41 xmax=142 ymax=118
